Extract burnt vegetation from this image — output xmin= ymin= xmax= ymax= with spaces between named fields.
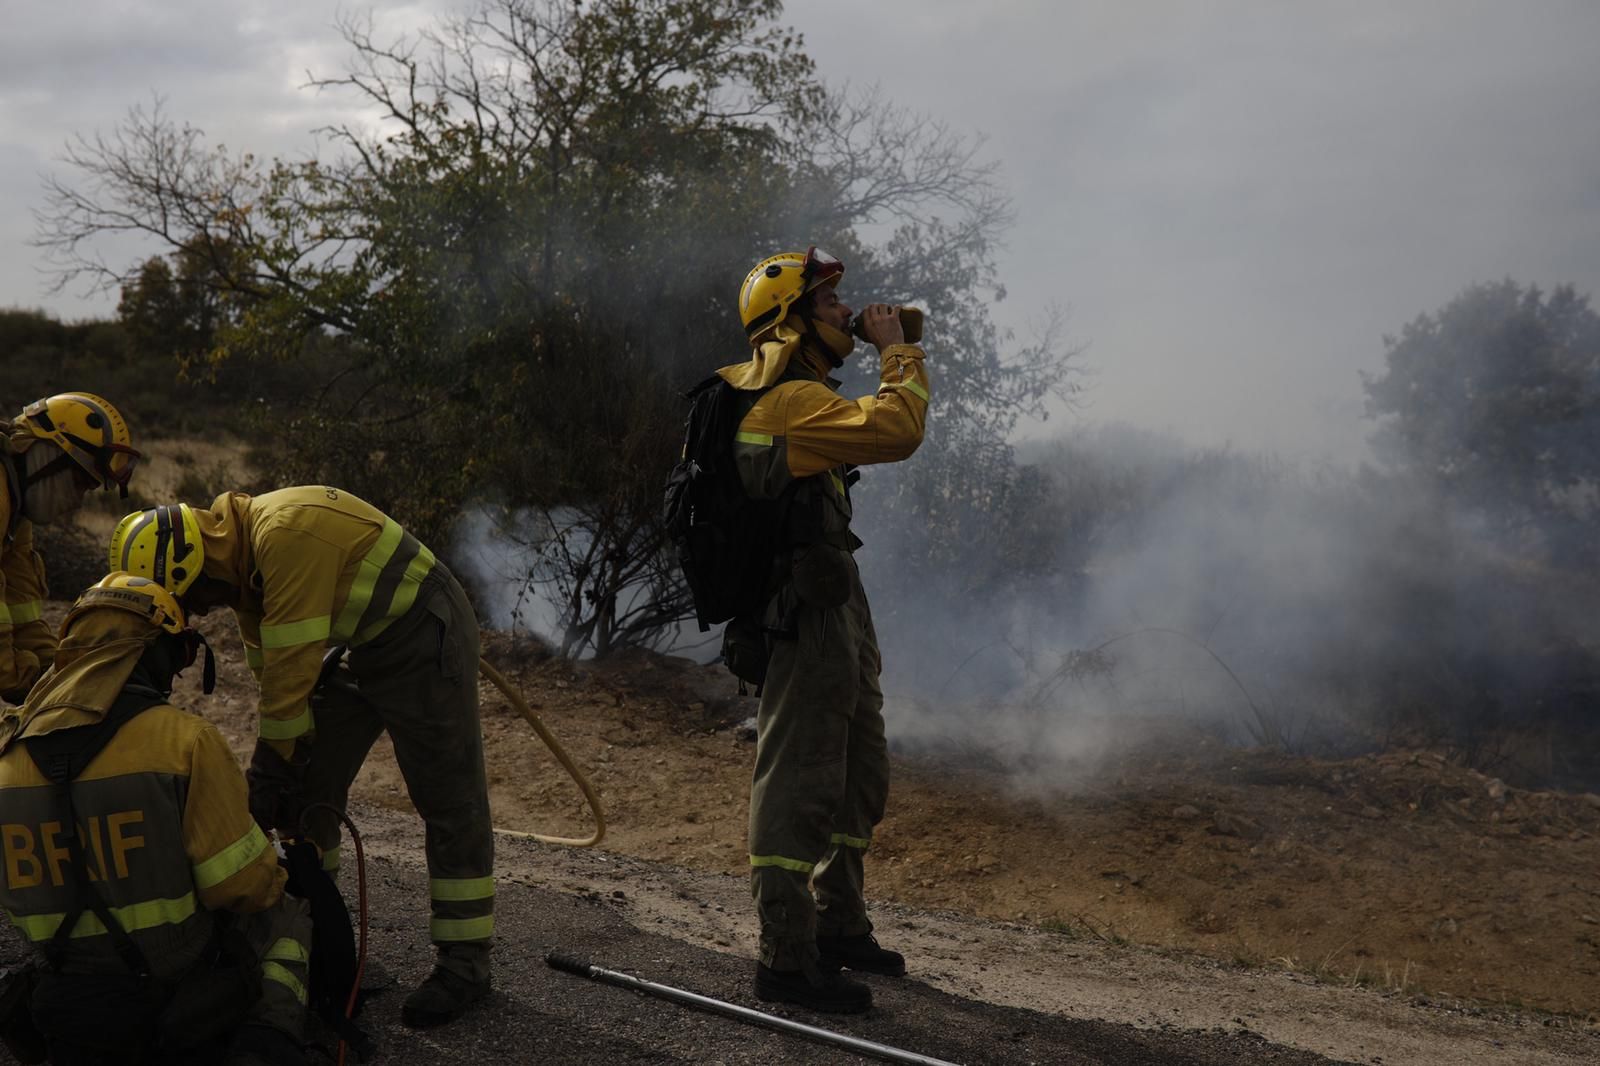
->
xmin=4 ymin=1 xmax=1597 ymax=787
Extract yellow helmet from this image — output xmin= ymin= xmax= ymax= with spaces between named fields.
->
xmin=15 ymin=392 xmax=141 ymax=498
xmin=64 ymin=572 xmax=186 ymax=635
xmin=109 ymin=504 xmax=205 ymax=596
xmin=738 ymin=246 xmax=844 ymax=345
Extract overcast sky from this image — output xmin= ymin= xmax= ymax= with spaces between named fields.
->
xmin=5 ymin=1 xmax=1599 ymax=461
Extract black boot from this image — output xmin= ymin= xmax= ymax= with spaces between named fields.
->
xmin=816 ymin=932 xmax=906 ymax=977
xmin=754 ymin=962 xmax=872 ymax=1014
xmin=401 ymin=967 xmax=491 ymax=1028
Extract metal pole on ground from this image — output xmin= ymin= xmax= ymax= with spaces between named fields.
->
xmin=546 ymin=953 xmax=964 ymax=1066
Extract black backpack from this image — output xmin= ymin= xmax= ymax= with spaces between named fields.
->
xmin=280 ymin=838 xmax=372 ymax=1061
xmin=662 ymin=374 xmax=787 ymax=632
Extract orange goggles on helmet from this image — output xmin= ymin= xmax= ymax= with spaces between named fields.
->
xmin=94 ymin=442 xmax=142 ymax=496
xmin=802 ymin=246 xmax=844 ymax=287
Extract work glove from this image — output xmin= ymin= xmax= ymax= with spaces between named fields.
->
xmin=312 ymin=662 xmax=362 ymax=711
xmin=247 ymin=739 xmax=308 ymax=835
xmin=1 ymin=651 xmax=41 ymax=705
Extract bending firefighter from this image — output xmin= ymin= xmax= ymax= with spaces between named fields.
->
xmin=2 ymin=393 xmax=140 ymax=705
xmin=110 ymin=487 xmax=493 ymax=1027
xmin=0 ymin=574 xmax=311 ymax=1066
xmin=724 ymin=247 xmax=930 ymax=1012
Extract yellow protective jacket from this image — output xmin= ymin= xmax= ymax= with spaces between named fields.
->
xmin=0 ymin=610 xmax=282 ymax=977
xmin=717 ymin=321 xmax=930 ymax=533
xmin=192 ymin=487 xmax=437 ymax=758
xmin=0 ymin=438 xmax=54 ymax=702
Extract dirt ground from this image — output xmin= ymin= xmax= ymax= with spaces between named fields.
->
xmin=315 ymin=632 xmax=1600 ymax=1014
xmin=306 ymin=802 xmax=1599 ymax=1065
xmin=10 ymin=577 xmax=1600 ymax=1063
xmin=142 ymin=611 xmax=1600 ymax=1048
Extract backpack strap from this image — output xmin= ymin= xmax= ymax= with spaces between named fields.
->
xmin=24 ymin=686 xmax=166 ymax=976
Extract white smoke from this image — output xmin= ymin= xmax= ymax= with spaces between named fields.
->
xmin=451 ymin=506 xmax=566 ymax=646
xmin=850 ymin=421 xmax=1600 ymax=786
xmin=452 ymin=504 xmax=711 ymax=660
xmin=450 ymin=423 xmax=1600 ymax=789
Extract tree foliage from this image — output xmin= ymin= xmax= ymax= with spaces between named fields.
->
xmin=36 ymin=0 xmax=1081 ymax=654
xmin=1363 ymin=280 xmax=1600 ymax=567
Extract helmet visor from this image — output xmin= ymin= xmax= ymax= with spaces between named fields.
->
xmin=97 ymin=443 xmax=142 ymax=498
xmin=802 ymin=246 xmax=844 ymax=287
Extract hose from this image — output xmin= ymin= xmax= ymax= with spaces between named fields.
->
xmin=479 ymin=657 xmax=607 ymax=848
xmin=546 ymin=953 xmax=964 ymax=1066
xmin=317 ymin=645 xmax=604 ymax=847
xmin=293 ymin=803 xmax=369 ymax=1066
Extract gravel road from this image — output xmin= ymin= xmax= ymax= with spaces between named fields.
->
xmin=334 ymin=805 xmax=1592 ymax=1066
xmin=7 ymin=801 xmax=1594 ymax=1065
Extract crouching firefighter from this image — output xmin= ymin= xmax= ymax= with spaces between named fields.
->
xmin=2 ymin=393 xmax=141 ymax=707
xmin=110 ymin=487 xmax=493 ymax=1027
xmin=721 ymin=248 xmax=930 ymax=1013
xmin=0 ymin=573 xmax=312 ymax=1065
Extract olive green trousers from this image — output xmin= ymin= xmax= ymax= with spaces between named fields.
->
xmin=748 ymin=564 xmax=889 ymax=970
xmin=243 ymin=894 xmax=314 ymax=1039
xmin=302 ymin=567 xmax=494 ymax=982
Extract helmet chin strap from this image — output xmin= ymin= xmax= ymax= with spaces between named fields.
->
xmin=146 ymin=629 xmax=217 ymax=696
xmin=196 ymin=632 xmax=217 ymax=695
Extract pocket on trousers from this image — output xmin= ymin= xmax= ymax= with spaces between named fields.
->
xmin=790 ymin=544 xmax=852 ymax=608
xmin=721 ymin=615 xmax=771 ymax=687
xmin=424 ymin=591 xmax=463 ymax=681
xmin=798 ymin=732 xmax=847 ymax=772
xmin=795 ymin=699 xmax=850 ymax=769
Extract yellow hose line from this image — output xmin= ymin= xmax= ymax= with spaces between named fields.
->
xmin=479 ymin=657 xmax=607 ymax=848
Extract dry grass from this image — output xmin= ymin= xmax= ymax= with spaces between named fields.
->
xmin=1264 ymin=946 xmax=1416 ymax=995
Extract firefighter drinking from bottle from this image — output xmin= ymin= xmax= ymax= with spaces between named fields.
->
xmin=718 ymin=247 xmax=930 ymax=1013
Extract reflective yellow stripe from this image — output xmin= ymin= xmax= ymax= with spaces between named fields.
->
xmin=735 ymin=431 xmax=774 ymax=447
xmin=893 ymin=379 xmax=930 ymax=403
xmin=10 ymin=893 xmax=198 ymax=941
xmin=321 ymin=846 xmax=341 ymax=873
xmin=431 ymin=876 xmax=495 ymax=902
xmin=431 ymin=915 xmax=494 ymax=942
xmin=3 ymin=600 xmax=43 ymax=624
xmin=830 ymin=832 xmax=871 ymax=850
xmin=334 ymin=519 xmax=438 ymax=645
xmin=830 ymin=473 xmax=847 ymax=497
xmin=749 ymin=854 xmax=816 ymax=874
xmin=372 ymin=544 xmax=435 ymax=639
xmin=193 ymin=825 xmax=271 ymax=889
xmin=265 ymin=937 xmax=310 ymax=965
xmin=260 ymin=704 xmax=314 ymax=740
xmin=245 ymin=646 xmax=264 ymax=670
xmin=333 ymin=520 xmax=404 ymax=641
xmin=262 ymin=961 xmax=308 ymax=1005
xmin=260 ymin=615 xmax=331 ymax=649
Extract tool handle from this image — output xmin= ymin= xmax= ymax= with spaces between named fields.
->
xmin=545 ymin=952 xmax=594 ymax=977
xmin=481 ymin=657 xmax=607 ymax=847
